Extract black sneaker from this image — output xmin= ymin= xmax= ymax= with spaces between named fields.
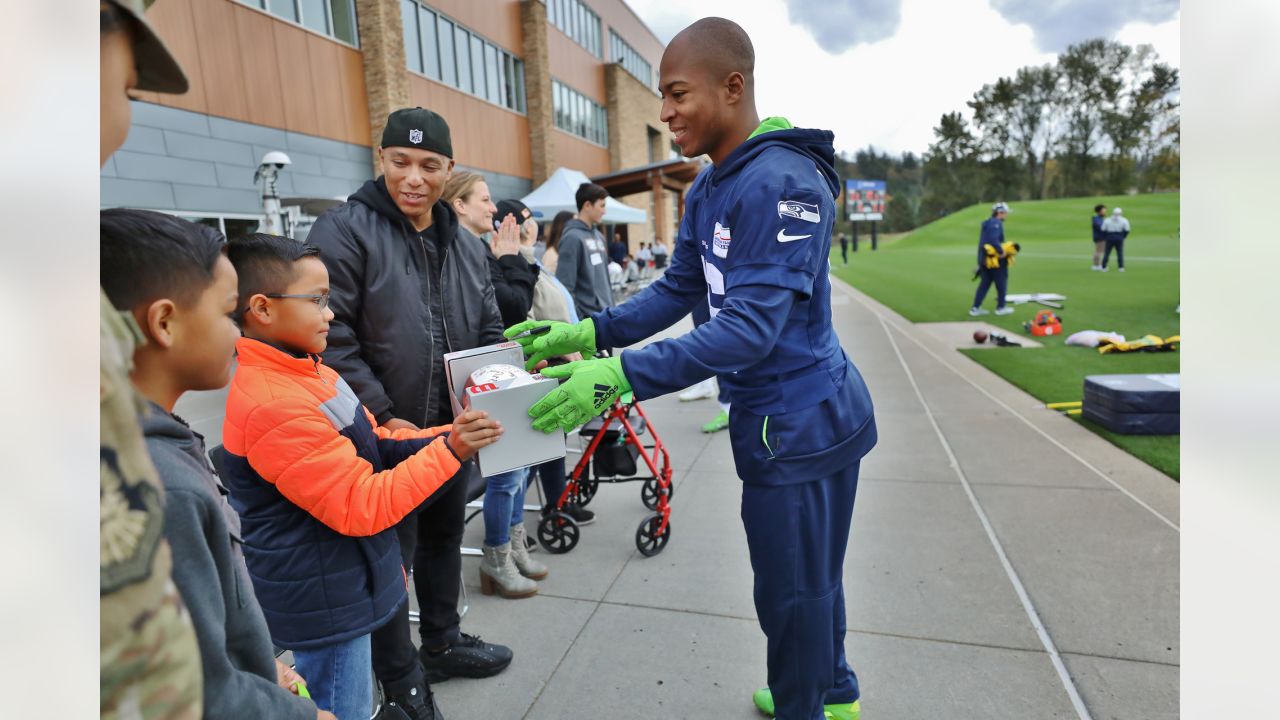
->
xmin=379 ymin=683 xmax=444 ymax=720
xmin=420 ymin=633 xmax=513 ymax=683
xmin=564 ymin=502 xmax=595 ymax=525
xmin=541 ymin=502 xmax=596 ymax=525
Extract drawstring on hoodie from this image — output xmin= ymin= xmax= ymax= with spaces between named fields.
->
xmin=309 ymin=355 xmax=327 ymax=384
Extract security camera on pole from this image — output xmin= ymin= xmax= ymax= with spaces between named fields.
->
xmin=254 ymin=150 xmax=292 ymax=236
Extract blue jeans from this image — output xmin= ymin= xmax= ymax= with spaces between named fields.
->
xmin=482 ymin=468 xmax=528 ymax=546
xmin=292 ymin=634 xmax=372 ymax=720
xmin=532 ymin=458 xmax=568 ymax=509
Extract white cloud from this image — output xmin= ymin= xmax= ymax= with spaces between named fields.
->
xmin=623 ymin=0 xmax=1179 ymax=156
xmin=782 ymin=0 xmax=902 ymax=53
xmin=991 ymin=0 xmax=1178 ymax=53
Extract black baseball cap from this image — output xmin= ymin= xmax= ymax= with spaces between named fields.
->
xmin=493 ymin=199 xmax=542 ymax=229
xmin=381 ymin=107 xmax=452 ymax=158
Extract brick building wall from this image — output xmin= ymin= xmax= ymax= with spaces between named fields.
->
xmin=604 ymin=63 xmax=677 ymax=249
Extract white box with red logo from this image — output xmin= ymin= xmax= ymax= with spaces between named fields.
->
xmin=443 ymin=343 xmax=565 ymax=477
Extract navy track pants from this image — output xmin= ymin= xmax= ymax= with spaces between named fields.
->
xmin=741 ymin=462 xmax=862 ymax=720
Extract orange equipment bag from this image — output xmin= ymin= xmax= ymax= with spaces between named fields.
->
xmin=1024 ymin=309 xmax=1062 ymax=337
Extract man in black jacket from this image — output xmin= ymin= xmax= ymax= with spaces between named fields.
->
xmin=307 ymin=107 xmax=513 ymax=720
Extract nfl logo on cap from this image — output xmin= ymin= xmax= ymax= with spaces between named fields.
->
xmin=409 ymin=128 xmax=423 ymax=144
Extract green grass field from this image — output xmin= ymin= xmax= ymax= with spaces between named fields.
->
xmin=832 ymin=193 xmax=1181 ymax=479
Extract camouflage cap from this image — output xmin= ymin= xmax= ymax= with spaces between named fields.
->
xmin=108 ymin=0 xmax=189 ymax=94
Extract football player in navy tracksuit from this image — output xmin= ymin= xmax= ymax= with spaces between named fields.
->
xmin=505 ymin=18 xmax=876 ymax=720
xmin=970 ymin=202 xmax=1014 ymax=316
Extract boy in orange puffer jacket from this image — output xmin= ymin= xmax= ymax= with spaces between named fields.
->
xmin=221 ymin=234 xmax=501 ymax=720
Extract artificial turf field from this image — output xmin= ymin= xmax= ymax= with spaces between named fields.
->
xmin=832 ymin=193 xmax=1180 ymax=479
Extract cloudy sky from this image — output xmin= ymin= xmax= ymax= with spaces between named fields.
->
xmin=625 ymin=0 xmax=1180 ymax=157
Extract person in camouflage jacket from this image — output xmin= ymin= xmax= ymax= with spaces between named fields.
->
xmin=100 ymin=1 xmax=202 ymax=716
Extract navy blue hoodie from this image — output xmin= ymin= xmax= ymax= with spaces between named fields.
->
xmin=593 ymin=123 xmax=877 ymax=484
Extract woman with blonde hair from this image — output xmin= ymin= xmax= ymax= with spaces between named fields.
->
xmin=442 ymin=171 xmax=545 ymax=598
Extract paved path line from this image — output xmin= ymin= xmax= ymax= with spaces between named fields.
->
xmin=832 ymin=278 xmax=1181 ymax=532
xmin=874 ymin=311 xmax=1095 ymax=720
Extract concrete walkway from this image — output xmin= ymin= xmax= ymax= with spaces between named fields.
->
xmin=420 ymin=278 xmax=1180 ymax=720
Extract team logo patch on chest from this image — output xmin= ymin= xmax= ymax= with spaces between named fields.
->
xmin=777 ymin=200 xmax=821 ymax=223
xmin=712 ymin=222 xmax=731 ymax=258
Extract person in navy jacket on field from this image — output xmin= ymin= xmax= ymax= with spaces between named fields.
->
xmin=504 ymin=17 xmax=876 ymax=720
xmin=970 ymin=202 xmax=1015 ymax=316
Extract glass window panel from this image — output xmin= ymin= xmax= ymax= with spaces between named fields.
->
xmin=516 ymin=60 xmax=525 ymax=113
xmin=499 ymin=52 xmax=511 ymax=108
xmin=547 ymin=0 xmax=555 ymax=26
xmin=418 ymin=6 xmax=439 ymax=79
xmin=572 ymin=1 xmax=580 ymax=44
xmin=555 ymin=83 xmax=565 ymax=128
xmin=470 ymin=35 xmax=486 ymax=99
xmin=401 ymin=0 xmax=421 ymax=73
xmin=564 ymin=87 xmax=571 ymax=131
xmin=299 ymin=0 xmax=328 ymax=34
xmin=224 ymin=218 xmax=262 ymax=241
xmin=454 ymin=26 xmax=471 ymax=92
xmin=267 ymin=0 xmax=298 ymax=23
xmin=330 ymin=0 xmax=357 ymax=44
xmin=438 ymin=17 xmax=456 ymax=86
xmin=485 ymin=43 xmax=499 ymax=103
xmin=568 ymin=86 xmax=575 ymax=131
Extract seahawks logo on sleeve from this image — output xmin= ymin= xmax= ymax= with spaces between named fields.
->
xmin=776 ymin=200 xmax=819 ymax=242
xmin=777 ymin=200 xmax=821 ymax=223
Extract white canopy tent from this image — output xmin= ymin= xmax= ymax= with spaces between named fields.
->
xmin=520 ymin=167 xmax=647 ymax=224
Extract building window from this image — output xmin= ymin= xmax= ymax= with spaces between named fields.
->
xmin=174 ymin=212 xmax=266 ymax=241
xmin=609 ymin=29 xmax=653 ymax=90
xmin=401 ymin=2 xmax=526 ymax=113
xmin=549 ymin=0 xmax=601 ymax=57
xmin=242 ymin=0 xmax=358 ymax=45
xmin=553 ymin=79 xmax=608 ymax=146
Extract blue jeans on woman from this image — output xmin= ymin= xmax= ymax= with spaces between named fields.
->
xmin=532 ymin=458 xmax=568 ymax=509
xmin=292 ymin=633 xmax=372 ymax=720
xmin=482 ymin=468 xmax=528 ymax=546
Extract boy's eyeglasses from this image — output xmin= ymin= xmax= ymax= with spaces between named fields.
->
xmin=264 ymin=293 xmax=330 ymax=310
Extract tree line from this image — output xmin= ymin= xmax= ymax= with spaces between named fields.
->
xmin=835 ymin=38 xmax=1179 ymax=235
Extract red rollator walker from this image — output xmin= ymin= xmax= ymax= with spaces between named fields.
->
xmin=536 ymin=396 xmax=674 ymax=557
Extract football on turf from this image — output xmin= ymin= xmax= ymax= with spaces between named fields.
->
xmin=973 ymin=330 xmax=989 ymax=344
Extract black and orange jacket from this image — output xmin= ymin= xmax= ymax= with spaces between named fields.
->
xmin=221 ymin=337 xmax=461 ymax=650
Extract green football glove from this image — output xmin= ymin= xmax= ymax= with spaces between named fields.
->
xmin=504 ymin=318 xmax=598 ymax=371
xmin=529 ymin=356 xmax=631 ymax=433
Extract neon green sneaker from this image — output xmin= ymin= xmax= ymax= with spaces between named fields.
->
xmin=752 ymin=687 xmax=860 ymax=720
xmin=701 ymin=410 xmax=730 ymax=433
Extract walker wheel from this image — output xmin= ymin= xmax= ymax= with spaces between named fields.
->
xmin=575 ymin=476 xmax=599 ymax=507
xmin=640 ymin=477 xmax=673 ymax=510
xmin=537 ymin=512 xmax=580 ymax=554
xmin=634 ymin=513 xmax=670 ymax=557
